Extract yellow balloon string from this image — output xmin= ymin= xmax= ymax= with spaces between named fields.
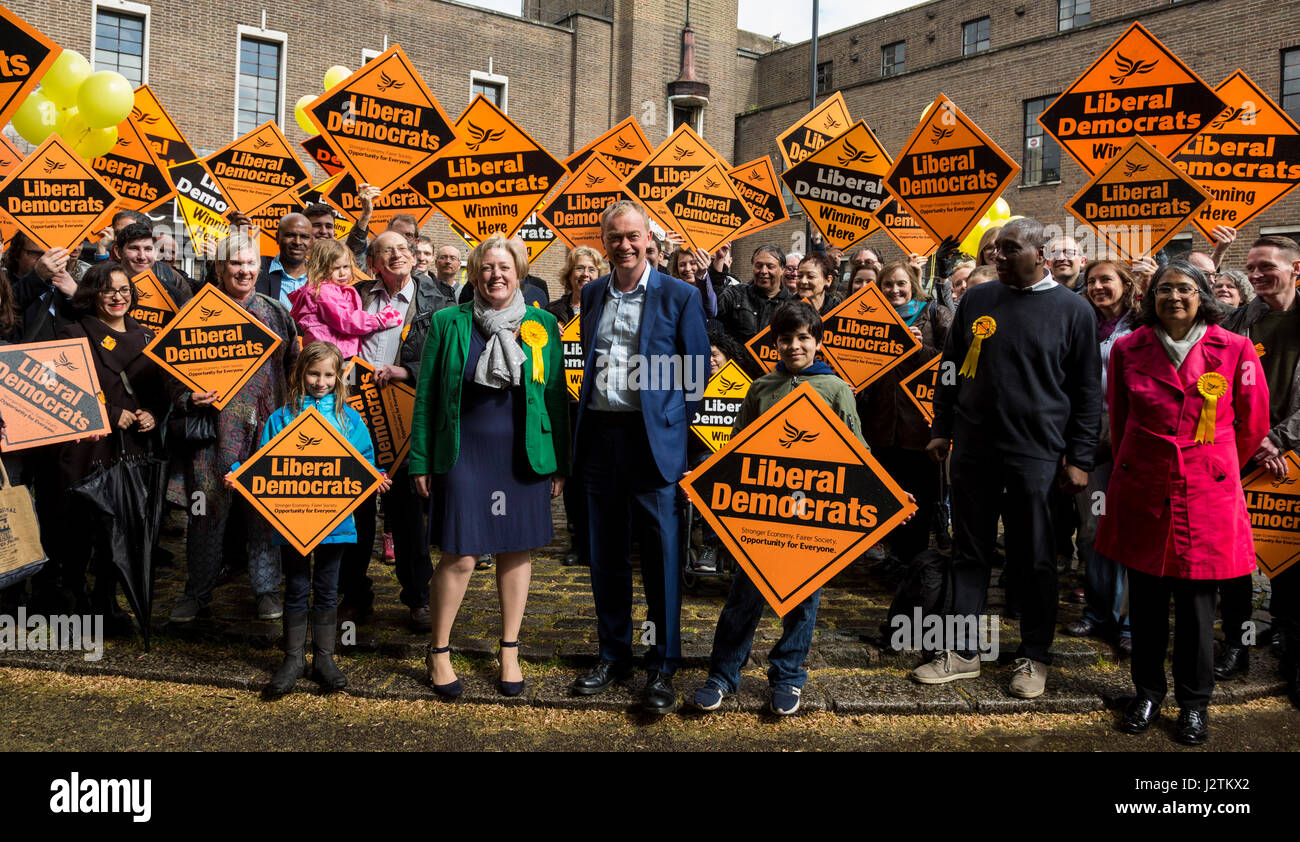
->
xmin=959 ymin=336 xmax=984 ymax=378
xmin=1194 ymin=394 xmax=1218 ymax=444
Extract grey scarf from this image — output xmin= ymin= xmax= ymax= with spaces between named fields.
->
xmin=1155 ymin=322 xmax=1207 ymax=371
xmin=472 ymin=287 xmax=527 ymax=389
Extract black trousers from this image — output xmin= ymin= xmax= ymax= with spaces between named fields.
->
xmin=561 ymin=402 xmax=589 ymax=564
xmin=340 ymin=463 xmax=430 ymax=610
xmin=872 ymin=445 xmax=939 ymax=564
xmin=1270 ymin=565 xmax=1300 ymax=660
xmin=950 ymin=445 xmax=1058 ymax=663
xmin=1128 ymin=569 xmax=1217 ymax=709
xmin=1217 ymin=573 xmax=1254 ymax=648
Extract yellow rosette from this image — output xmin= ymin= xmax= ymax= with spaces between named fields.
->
xmin=1194 ymin=372 xmax=1229 ymax=444
xmin=959 ymin=316 xmax=997 ymax=378
xmin=520 ymin=321 xmax=547 ymax=384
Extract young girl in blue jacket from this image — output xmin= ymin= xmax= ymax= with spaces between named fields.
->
xmin=228 ymin=341 xmax=391 ymax=698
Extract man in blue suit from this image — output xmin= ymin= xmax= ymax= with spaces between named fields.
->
xmin=570 ymin=200 xmax=710 ymax=714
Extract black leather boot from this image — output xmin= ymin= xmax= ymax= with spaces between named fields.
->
xmin=311 ymin=608 xmax=347 ymax=692
xmin=264 ymin=611 xmax=308 ymax=699
xmin=1213 ymin=643 xmax=1249 ymax=680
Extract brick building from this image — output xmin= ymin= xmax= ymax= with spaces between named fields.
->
xmin=5 ymin=0 xmax=1298 ymax=291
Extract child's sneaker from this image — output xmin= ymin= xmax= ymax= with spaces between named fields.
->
xmin=381 ymin=533 xmax=395 ymax=562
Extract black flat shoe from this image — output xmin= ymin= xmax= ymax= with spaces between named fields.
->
xmin=498 ymin=640 xmax=525 ymax=697
xmin=1175 ymin=707 xmax=1209 ymax=746
xmin=571 ymin=660 xmax=634 ymax=696
xmin=426 ymin=644 xmax=462 ymax=699
xmin=1213 ymin=644 xmax=1249 ymax=680
xmin=1119 ymin=697 xmax=1159 ymax=734
xmin=642 ymin=670 xmax=678 ymax=715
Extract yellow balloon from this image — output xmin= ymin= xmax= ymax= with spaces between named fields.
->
xmin=920 ymin=101 xmax=934 ymax=123
xmin=42 ymin=50 xmax=93 ymax=108
xmin=323 ymin=65 xmax=351 ymax=90
xmin=11 ymin=90 xmax=64 ymax=145
xmin=60 ymin=111 xmax=91 ymax=145
xmin=294 ymin=94 xmax=319 ymax=135
xmin=988 ymin=197 xmax=1011 ymax=222
xmin=75 ymin=125 xmax=118 ymax=160
xmin=959 ymin=219 xmax=991 ymax=258
xmin=76 ymin=71 xmax=135 ymax=129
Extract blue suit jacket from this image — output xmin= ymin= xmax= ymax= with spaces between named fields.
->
xmin=573 ymin=266 xmax=710 ymax=483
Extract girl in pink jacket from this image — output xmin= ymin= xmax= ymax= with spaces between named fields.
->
xmin=289 ymin=238 xmax=402 ymax=358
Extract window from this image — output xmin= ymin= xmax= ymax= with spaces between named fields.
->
xmin=361 ymin=48 xmax=381 ymax=65
xmin=1058 ymin=0 xmax=1090 ymax=31
xmin=470 ymin=70 xmax=508 ymax=111
xmin=1023 ymin=96 xmax=1061 ymax=186
xmin=93 ymin=3 xmax=148 ymax=86
xmin=882 ymin=41 xmax=905 ymax=78
xmin=236 ymin=32 xmax=284 ymax=136
xmin=671 ymin=103 xmax=702 ymax=134
xmin=1284 ymin=48 xmax=1300 ymax=122
xmin=963 ymin=18 xmax=990 ymax=55
xmin=816 ymin=61 xmax=833 ymax=95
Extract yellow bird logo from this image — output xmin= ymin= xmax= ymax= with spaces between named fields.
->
xmin=716 ymin=377 xmax=743 ymax=394
xmin=930 ymin=126 xmax=954 ymax=145
xmin=837 ymin=139 xmax=876 ymax=166
xmin=465 ymin=121 xmax=507 ymax=152
xmin=295 ymin=432 xmax=322 ymax=451
xmin=376 ymin=71 xmax=404 ymax=92
xmin=778 ymin=420 xmax=819 ymax=448
xmin=1109 ymin=53 xmax=1158 ymax=86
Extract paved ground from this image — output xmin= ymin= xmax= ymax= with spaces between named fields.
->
xmin=0 ymin=503 xmax=1291 ymax=721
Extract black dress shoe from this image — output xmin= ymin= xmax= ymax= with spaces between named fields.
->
xmin=570 ymin=660 xmax=634 ymax=696
xmin=1119 ymin=697 xmax=1160 ymax=734
xmin=642 ymin=670 xmax=678 ymax=714
xmin=1213 ymin=644 xmax=1250 ymax=680
xmin=1175 ymin=707 xmax=1209 ymax=746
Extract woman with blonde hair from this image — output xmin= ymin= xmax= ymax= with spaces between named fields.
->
xmin=411 ymin=236 xmax=569 ymax=698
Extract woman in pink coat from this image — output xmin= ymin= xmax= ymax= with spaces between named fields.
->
xmin=289 ymin=238 xmax=402 ymax=359
xmin=1097 ymin=259 xmax=1269 ymax=746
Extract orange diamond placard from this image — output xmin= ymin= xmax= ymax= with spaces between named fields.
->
xmin=820 ymin=282 xmax=922 ymax=392
xmin=142 ymin=285 xmax=283 ymax=411
xmin=539 ymin=154 xmax=636 ymax=252
xmin=204 ymin=121 xmax=310 ymax=214
xmin=410 ymin=94 xmax=564 ymax=241
xmin=229 ymin=406 xmax=384 ymax=556
xmin=680 ymin=382 xmax=916 ymax=616
xmin=0 ymin=134 xmax=119 ymax=251
xmin=783 ymin=120 xmax=893 ymax=250
xmin=128 ymin=269 xmax=179 ymax=332
xmin=898 ymin=354 xmax=940 ymax=425
xmin=325 ymin=169 xmax=433 ymax=233
xmin=306 ymin=44 xmax=458 ymax=194
xmin=0 ymin=132 xmax=20 ymax=244
xmin=659 ymin=162 xmax=753 ymax=253
xmin=248 ymin=193 xmax=306 ymax=258
xmin=1242 ymin=452 xmax=1300 ymax=578
xmin=564 ymin=116 xmax=654 ymax=180
xmin=0 ymin=338 xmax=112 ymax=452
xmin=301 ymin=134 xmax=346 ymax=177
xmin=624 ymin=123 xmax=724 ymax=236
xmin=91 ymin=115 xmax=174 ymax=213
xmin=1067 ymin=135 xmax=1211 ymax=261
xmin=561 ymin=315 xmax=583 ymax=401
xmin=131 ymin=85 xmax=197 ymax=168
xmin=775 ymin=91 xmax=852 ymax=169
xmin=0 ymin=4 xmax=61 ymax=128
xmin=744 ymin=325 xmax=781 ymax=375
xmin=342 ymin=356 xmax=416 ymax=473
xmin=884 ymin=95 xmax=1020 ymax=248
xmin=689 ymin=360 xmax=752 ymax=453
xmin=873 ymin=195 xmax=938 ymax=259
xmin=1037 ymin=22 xmax=1228 ymax=177
xmin=1172 ymin=70 xmax=1300 ymax=240
xmin=727 ymin=157 xmax=788 ymax=239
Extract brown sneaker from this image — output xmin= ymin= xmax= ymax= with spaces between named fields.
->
xmin=409 ymin=604 xmax=432 ymax=632
xmin=911 ymin=650 xmax=981 ymax=684
xmin=1008 ymin=657 xmax=1047 ymax=698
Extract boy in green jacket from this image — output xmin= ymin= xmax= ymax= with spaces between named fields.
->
xmin=692 ymin=300 xmax=866 ymax=715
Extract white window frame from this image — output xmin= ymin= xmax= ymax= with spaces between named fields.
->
xmin=92 ymin=0 xmax=151 ymax=85
xmin=667 ymin=96 xmax=706 ymax=138
xmin=234 ymin=23 xmax=288 ymax=138
xmin=470 ymin=69 xmax=508 ymax=112
xmin=362 ymin=48 xmax=382 ymax=64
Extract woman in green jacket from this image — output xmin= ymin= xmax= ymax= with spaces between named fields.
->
xmin=410 ymin=236 xmax=569 ymax=699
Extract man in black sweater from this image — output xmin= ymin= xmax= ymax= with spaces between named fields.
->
xmin=919 ymin=218 xmax=1101 ymax=698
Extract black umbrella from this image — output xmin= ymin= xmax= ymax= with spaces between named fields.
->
xmin=66 ymin=442 xmax=168 ymax=651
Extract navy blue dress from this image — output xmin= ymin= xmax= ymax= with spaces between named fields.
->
xmin=429 ymin=326 xmax=553 ymax=555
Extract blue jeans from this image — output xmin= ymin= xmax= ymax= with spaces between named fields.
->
xmin=282 ymin=545 xmax=345 ymax=612
xmin=707 ymin=572 xmax=822 ymax=692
